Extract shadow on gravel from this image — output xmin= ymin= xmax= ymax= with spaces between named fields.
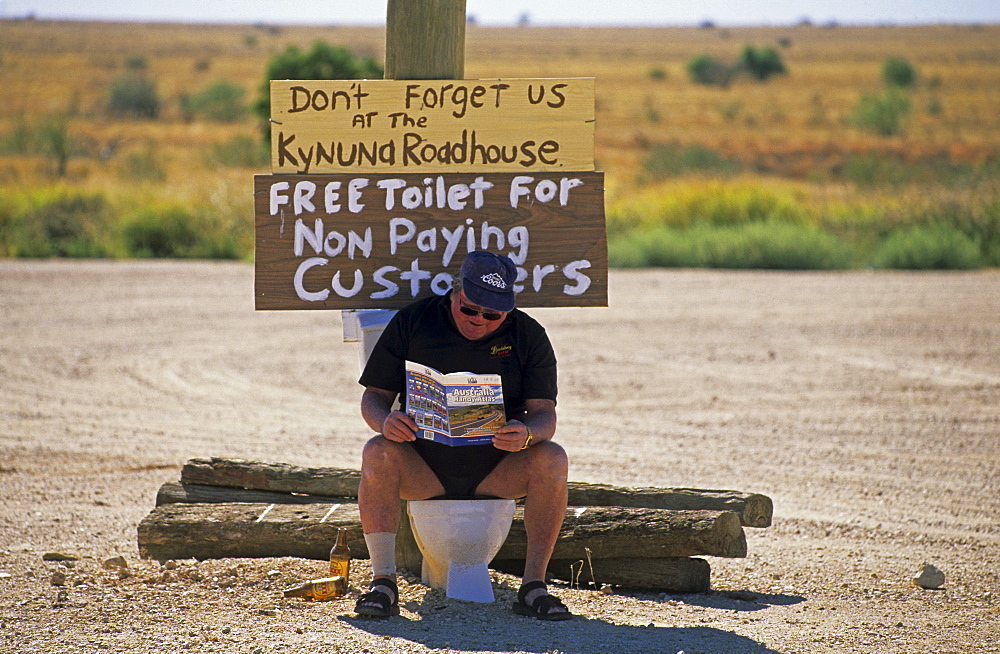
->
xmin=670 ymin=589 xmax=807 ymax=612
xmin=343 ymin=611 xmax=780 ymax=654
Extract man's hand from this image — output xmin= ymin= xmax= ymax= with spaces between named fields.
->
xmin=381 ymin=410 xmax=418 ymax=442
xmin=493 ymin=420 xmax=530 ymax=452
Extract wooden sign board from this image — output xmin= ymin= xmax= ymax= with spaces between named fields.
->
xmin=254 ymin=171 xmax=607 ymax=310
xmin=270 ymin=78 xmax=594 ymax=174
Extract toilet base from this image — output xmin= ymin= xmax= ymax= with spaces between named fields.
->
xmin=422 ymin=560 xmax=496 ymax=603
xmin=407 ymin=499 xmax=516 ymax=604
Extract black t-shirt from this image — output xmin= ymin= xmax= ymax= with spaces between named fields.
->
xmin=359 ymin=294 xmax=558 ymax=489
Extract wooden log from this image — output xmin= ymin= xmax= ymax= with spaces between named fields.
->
xmin=137 ymin=502 xmax=745 ymax=563
xmin=499 ymin=506 xmax=746 ymax=560
xmin=492 ymin=557 xmax=712 ymax=594
xmin=180 ymin=458 xmax=362 ymax=498
xmin=156 ymin=482 xmax=423 ymax=569
xmin=137 ymin=502 xmax=363 ymax=562
xmin=155 ymin=482 xmax=334 ymax=507
xmin=566 ymin=482 xmax=773 ymax=529
xmin=179 ymin=458 xmax=772 ymax=527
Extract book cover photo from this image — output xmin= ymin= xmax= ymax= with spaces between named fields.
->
xmin=404 ymin=360 xmax=505 ymax=446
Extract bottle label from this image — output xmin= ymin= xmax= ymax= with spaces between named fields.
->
xmin=330 ymin=559 xmax=350 ymax=581
xmin=312 ymin=578 xmax=345 ymax=599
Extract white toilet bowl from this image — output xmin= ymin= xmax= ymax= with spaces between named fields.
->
xmin=407 ymin=499 xmax=516 ymax=602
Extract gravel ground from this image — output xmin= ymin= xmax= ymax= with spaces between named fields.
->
xmin=1 ymin=261 xmax=998 ymax=653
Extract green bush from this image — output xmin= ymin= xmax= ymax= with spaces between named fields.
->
xmin=210 ymin=135 xmax=270 ymax=168
xmin=738 ymin=45 xmax=788 ymax=81
xmin=252 ymin=41 xmax=383 ymax=136
xmin=641 ymin=144 xmax=743 ymax=180
xmin=0 ymin=189 xmax=112 ymax=257
xmin=0 ymin=119 xmax=33 ymax=154
xmin=119 ymin=207 xmax=198 ymax=258
xmin=850 ymin=90 xmax=910 ymax=136
xmin=117 ymin=205 xmax=243 ymax=259
xmin=609 ymin=221 xmax=855 ymax=270
xmin=119 ymin=147 xmax=166 ymax=182
xmin=844 ymin=152 xmax=907 ymax=187
xmin=107 ymin=73 xmax=160 ymax=119
xmin=125 ymin=56 xmax=148 ymax=72
xmin=180 ymin=80 xmax=246 ymax=123
xmin=36 ymin=114 xmax=73 ymax=177
xmin=686 ymin=54 xmax=732 ymax=87
xmin=873 ymin=225 xmax=982 ymax=269
xmin=883 ymin=57 xmax=917 ymax=88
xmin=909 ymin=199 xmax=1000 ymax=266
xmin=687 ymin=45 xmax=788 ymax=86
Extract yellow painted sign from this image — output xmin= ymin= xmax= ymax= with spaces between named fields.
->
xmin=270 ymin=78 xmax=595 ymax=174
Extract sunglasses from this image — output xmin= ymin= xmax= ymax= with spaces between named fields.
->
xmin=458 ymin=301 xmax=505 ymax=321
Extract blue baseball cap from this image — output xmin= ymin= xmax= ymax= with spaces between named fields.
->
xmin=459 ymin=251 xmax=517 ymax=313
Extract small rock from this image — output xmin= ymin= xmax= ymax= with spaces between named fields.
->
xmin=164 ymin=560 xmax=178 ymax=570
xmin=50 ymin=569 xmax=67 ymax=586
xmin=43 ymin=552 xmax=78 ymax=562
xmin=0 ymin=572 xmax=12 ymax=579
xmin=913 ymin=563 xmax=945 ymax=589
xmin=258 ymin=608 xmax=279 ymax=617
xmin=103 ymin=556 xmax=129 ymax=571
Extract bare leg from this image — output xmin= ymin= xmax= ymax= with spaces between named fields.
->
xmin=357 ymin=436 xmax=444 ymax=609
xmin=475 ymin=441 xmax=569 ymax=609
xmin=358 ymin=435 xmax=444 ymax=531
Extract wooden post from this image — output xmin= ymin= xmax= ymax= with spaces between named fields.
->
xmin=382 ymin=0 xmax=468 ymax=572
xmin=385 ymin=0 xmax=466 ymax=80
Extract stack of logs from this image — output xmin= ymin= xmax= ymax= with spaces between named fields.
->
xmin=138 ymin=457 xmax=773 ymax=593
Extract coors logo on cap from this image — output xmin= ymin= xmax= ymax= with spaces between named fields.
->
xmin=481 ymin=272 xmax=507 ymax=289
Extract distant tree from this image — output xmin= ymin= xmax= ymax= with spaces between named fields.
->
xmin=251 ymin=42 xmax=382 ymax=138
xmin=107 ymin=73 xmax=160 ymax=119
xmin=181 ymin=80 xmax=246 ymax=123
xmin=850 ymin=89 xmax=911 ymax=136
xmin=686 ymin=54 xmax=733 ymax=87
xmin=37 ymin=114 xmax=72 ymax=177
xmin=883 ymin=57 xmax=918 ymax=88
xmin=738 ymin=45 xmax=788 ymax=81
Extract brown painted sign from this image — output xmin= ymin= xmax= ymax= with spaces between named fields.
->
xmin=270 ymin=78 xmax=595 ymax=174
xmin=254 ymin=171 xmax=606 ymax=310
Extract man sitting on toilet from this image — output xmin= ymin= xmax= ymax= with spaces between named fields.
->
xmin=355 ymin=250 xmax=571 ymax=620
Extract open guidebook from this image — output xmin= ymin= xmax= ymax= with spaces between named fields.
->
xmin=404 ymin=360 xmax=505 ymax=446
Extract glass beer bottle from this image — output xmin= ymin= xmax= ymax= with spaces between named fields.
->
xmin=282 ymin=576 xmax=346 ymax=601
xmin=329 ymin=527 xmax=351 ymax=587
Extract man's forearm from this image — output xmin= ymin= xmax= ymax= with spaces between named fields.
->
xmin=522 ymin=399 xmax=557 ymax=443
xmin=361 ymin=388 xmax=395 ymax=433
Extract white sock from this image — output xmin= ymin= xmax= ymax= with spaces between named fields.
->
xmin=364 ymin=532 xmax=397 ymax=578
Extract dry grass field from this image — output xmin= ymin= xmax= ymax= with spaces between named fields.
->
xmin=2 ymin=20 xmax=999 ymax=266
xmin=2 ymin=20 xmax=1000 ymax=183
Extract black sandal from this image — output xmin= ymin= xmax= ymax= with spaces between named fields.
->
xmin=354 ymin=577 xmax=399 ymax=617
xmin=512 ymin=580 xmax=572 ymax=621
